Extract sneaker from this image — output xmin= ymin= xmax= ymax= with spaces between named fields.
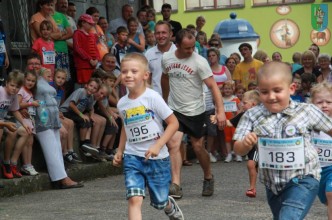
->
xmin=165 ymin=196 xmax=184 ymax=220
xmin=11 ymin=165 xmax=23 ymax=178
xmin=64 ymin=153 xmax=77 ymax=164
xmin=235 ymin=155 xmax=243 ymax=162
xmin=202 ymin=176 xmax=214 ymax=196
xmin=80 ymin=144 xmax=99 ymax=157
xmin=70 ymin=152 xmax=82 ymax=163
xmin=224 ymin=154 xmax=232 ymax=163
xmin=2 ymin=164 xmax=13 ymax=179
xmin=21 ymin=166 xmax=39 ymax=176
xmin=169 ymin=183 xmax=183 ymax=199
xmin=209 ymin=152 xmax=217 ymax=163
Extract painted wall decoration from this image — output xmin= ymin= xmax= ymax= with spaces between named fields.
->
xmin=270 ymin=19 xmax=300 ymax=49
xmin=310 ymin=28 xmax=331 ymax=46
xmin=311 ymin=4 xmax=328 ymax=31
xmin=276 ymin=5 xmax=291 ymax=15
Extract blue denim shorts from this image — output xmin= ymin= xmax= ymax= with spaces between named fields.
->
xmin=318 ymin=166 xmax=332 ymax=204
xmin=266 ymin=175 xmax=319 ymax=220
xmin=123 ymin=154 xmax=171 ymax=210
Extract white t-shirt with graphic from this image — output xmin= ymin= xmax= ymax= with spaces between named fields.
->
xmin=0 ymin=86 xmax=19 ymax=120
xmin=117 ymin=88 xmax=172 ymax=159
xmin=162 ymin=50 xmax=213 ymax=116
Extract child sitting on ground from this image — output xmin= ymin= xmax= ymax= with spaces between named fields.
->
xmin=233 ymin=62 xmax=332 ymax=219
xmin=113 ymin=53 xmax=183 ymax=220
xmin=1 ymin=70 xmax=32 ymax=179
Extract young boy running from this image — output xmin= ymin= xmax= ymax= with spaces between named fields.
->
xmin=233 ymin=62 xmax=332 ymax=219
xmin=113 ymin=53 xmax=183 ymax=220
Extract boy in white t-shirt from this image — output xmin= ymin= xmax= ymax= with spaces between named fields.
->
xmin=113 ymin=53 xmax=183 ymax=220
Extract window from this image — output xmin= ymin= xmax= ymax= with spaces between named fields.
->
xmin=253 ymin=0 xmax=314 ymax=6
xmin=185 ymin=0 xmax=245 ymax=11
xmin=153 ymin=0 xmax=178 ymax=13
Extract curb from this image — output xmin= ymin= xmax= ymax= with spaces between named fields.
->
xmin=0 ymin=161 xmax=122 ymax=197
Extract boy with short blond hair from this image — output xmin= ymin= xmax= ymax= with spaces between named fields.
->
xmin=1 ymin=70 xmax=32 ymax=179
xmin=113 ymin=53 xmax=183 ymax=220
xmin=233 ymin=62 xmax=332 ymax=219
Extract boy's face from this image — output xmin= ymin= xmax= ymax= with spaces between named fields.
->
xmin=239 ymin=46 xmax=251 ymax=59
xmin=258 ymin=75 xmax=296 ymax=113
xmin=94 ymin=87 xmax=108 ymax=101
xmin=117 ymin=32 xmax=128 ymax=43
xmin=146 ymin=33 xmax=155 ymax=45
xmin=242 ymin=97 xmax=256 ymax=111
xmin=121 ymin=60 xmax=149 ymax=90
xmin=86 ymin=81 xmax=99 ymax=95
xmin=54 ymin=71 xmax=66 ymax=86
xmin=105 ymin=78 xmax=115 ymax=88
xmin=312 ymin=89 xmax=332 ymax=117
xmin=293 ymin=78 xmax=302 ymax=91
xmin=5 ymin=81 xmax=20 ymax=95
xmin=103 ymin=56 xmax=116 ymax=71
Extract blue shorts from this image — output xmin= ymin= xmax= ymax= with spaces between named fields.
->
xmin=123 ymin=154 xmax=171 ymax=210
xmin=318 ymin=166 xmax=332 ymax=204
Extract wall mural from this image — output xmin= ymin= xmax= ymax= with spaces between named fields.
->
xmin=270 ymin=19 xmax=300 ymax=49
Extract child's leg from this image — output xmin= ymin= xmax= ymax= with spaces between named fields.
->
xmin=10 ymin=126 xmax=29 ymax=164
xmin=247 ymin=160 xmax=257 ymax=189
xmin=327 ymin=192 xmax=332 ymax=219
xmin=4 ymin=130 xmax=17 ymax=162
xmin=59 ymin=125 xmax=68 ymax=154
xmin=21 ymin=135 xmax=33 ymax=165
xmin=90 ymin=113 xmax=106 ymax=148
xmin=266 ymin=175 xmax=319 ymax=219
xmin=128 ymin=196 xmax=143 ymax=220
xmin=102 ymin=134 xmax=113 ymax=149
xmin=62 ymin=117 xmax=74 ymax=151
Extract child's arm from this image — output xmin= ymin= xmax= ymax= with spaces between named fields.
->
xmin=69 ymin=101 xmax=90 ymax=122
xmin=113 ymin=74 xmax=122 ymax=88
xmin=145 ymin=113 xmax=179 ymax=160
xmin=234 ymin=132 xmax=257 ymax=156
xmin=113 ymin=124 xmax=126 ymax=167
xmin=0 ymin=120 xmax=17 ymax=132
xmin=97 ymin=101 xmax=118 ymax=128
xmin=18 ymin=95 xmax=39 ymax=109
xmin=12 ymin=110 xmax=32 ymax=134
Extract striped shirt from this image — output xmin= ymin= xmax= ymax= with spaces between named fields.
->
xmin=233 ymin=100 xmax=332 ymax=194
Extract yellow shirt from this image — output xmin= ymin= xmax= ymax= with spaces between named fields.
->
xmin=233 ymin=59 xmax=263 ymax=89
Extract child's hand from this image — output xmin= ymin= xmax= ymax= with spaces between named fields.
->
xmin=226 ymin=120 xmax=233 ymax=127
xmin=210 ymin=115 xmax=217 ymax=124
xmin=22 ymin=124 xmax=33 ymax=135
xmin=127 ymin=38 xmax=134 ymax=45
xmin=243 ymin=132 xmax=258 ymax=150
xmin=32 ymin=101 xmax=40 ymax=107
xmin=89 ymin=59 xmax=98 ymax=67
xmin=5 ymin=122 xmax=17 ymax=132
xmin=80 ymin=114 xmax=90 ymax=122
xmin=145 ymin=145 xmax=161 ymax=160
xmin=112 ymin=152 xmax=123 ymax=167
xmin=59 ymin=112 xmax=65 ymax=119
xmin=19 ymin=109 xmax=30 ymax=119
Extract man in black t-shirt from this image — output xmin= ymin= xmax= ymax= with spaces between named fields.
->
xmin=161 ymin=3 xmax=182 ymax=42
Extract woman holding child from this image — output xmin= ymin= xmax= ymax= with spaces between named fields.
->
xmin=27 ymin=54 xmax=83 ymax=189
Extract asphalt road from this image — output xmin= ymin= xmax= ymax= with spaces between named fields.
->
xmin=0 ymin=161 xmax=327 ymax=220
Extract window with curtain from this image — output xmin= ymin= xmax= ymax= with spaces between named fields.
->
xmin=153 ymin=0 xmax=178 ymax=13
xmin=252 ymin=0 xmax=314 ymax=6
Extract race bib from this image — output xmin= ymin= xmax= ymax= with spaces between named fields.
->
xmin=312 ymin=137 xmax=332 ymax=164
xmin=124 ymin=106 xmax=161 ymax=143
xmin=0 ymin=40 xmax=6 ymax=53
xmin=42 ymin=51 xmax=55 ymax=64
xmin=258 ymin=137 xmax=305 ymax=170
xmin=224 ymin=101 xmax=237 ymax=112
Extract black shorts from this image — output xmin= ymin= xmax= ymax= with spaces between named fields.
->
xmin=95 ymin=110 xmax=118 ymax=135
xmin=174 ymin=110 xmax=205 ymax=138
xmin=63 ymin=111 xmax=93 ymax=129
xmin=247 ymin=145 xmax=258 ymax=162
xmin=204 ymin=109 xmax=217 ymax=137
